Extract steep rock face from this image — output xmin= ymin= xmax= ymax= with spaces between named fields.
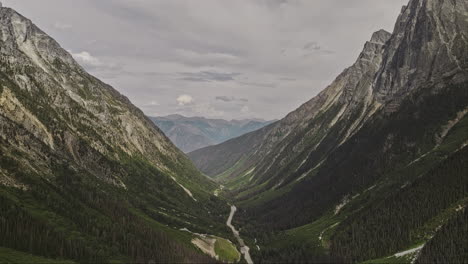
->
xmin=375 ymin=0 xmax=468 ymax=102
xmin=190 ymin=29 xmax=392 ymax=181
xmin=0 ymin=7 xmax=225 ymax=263
xmin=190 ymin=0 xmax=468 ymax=192
xmin=0 ymin=7 xmax=182 ymax=175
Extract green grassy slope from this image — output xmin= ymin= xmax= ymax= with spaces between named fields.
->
xmin=0 ymin=247 xmax=75 ymax=264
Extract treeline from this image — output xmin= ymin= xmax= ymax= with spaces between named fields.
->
xmin=330 ymin=146 xmax=468 ymax=262
xmin=0 ymin=152 xmax=217 ymax=263
xmin=0 ymin=186 xmax=216 ymax=263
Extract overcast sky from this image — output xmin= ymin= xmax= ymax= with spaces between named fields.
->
xmin=4 ymin=0 xmax=408 ymax=120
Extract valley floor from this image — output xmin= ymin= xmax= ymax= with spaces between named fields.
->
xmin=227 ymin=205 xmax=253 ymax=264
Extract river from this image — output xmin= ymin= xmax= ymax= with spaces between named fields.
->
xmin=226 ymin=205 xmax=253 ymax=264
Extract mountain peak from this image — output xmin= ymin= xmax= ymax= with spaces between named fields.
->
xmin=0 ymin=6 xmax=78 ymax=75
xmin=374 ymin=0 xmax=468 ymax=102
xmin=370 ymin=29 xmax=391 ymax=44
xmin=0 ymin=5 xmax=229 ymax=263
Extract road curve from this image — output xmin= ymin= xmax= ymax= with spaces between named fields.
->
xmin=226 ymin=205 xmax=253 ymax=264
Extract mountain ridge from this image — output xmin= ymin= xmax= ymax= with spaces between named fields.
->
xmin=0 ymin=6 xmax=231 ymax=263
xmin=151 ymin=114 xmax=275 ymax=153
xmin=189 ymin=0 xmax=468 ymax=261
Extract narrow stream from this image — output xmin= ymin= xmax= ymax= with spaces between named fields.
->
xmin=226 ymin=205 xmax=253 ymax=264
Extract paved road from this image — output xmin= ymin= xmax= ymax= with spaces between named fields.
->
xmin=226 ymin=205 xmax=253 ymax=264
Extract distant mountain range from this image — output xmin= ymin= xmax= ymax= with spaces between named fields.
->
xmin=150 ymin=115 xmax=275 ymax=153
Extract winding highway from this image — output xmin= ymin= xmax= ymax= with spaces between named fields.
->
xmin=226 ymin=205 xmax=253 ymax=264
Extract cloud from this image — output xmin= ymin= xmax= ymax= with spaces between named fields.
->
xmin=177 ymin=95 xmax=194 ymax=106
xmin=70 ymin=51 xmax=102 ymax=67
xmin=69 ymin=50 xmax=123 ymax=77
xmin=215 ymin=96 xmax=248 ymax=103
xmin=179 ymin=71 xmax=241 ymax=82
xmin=16 ymin=0 xmax=408 ymax=120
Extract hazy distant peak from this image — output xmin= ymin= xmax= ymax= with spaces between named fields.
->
xmin=150 ymin=115 xmax=275 ymax=152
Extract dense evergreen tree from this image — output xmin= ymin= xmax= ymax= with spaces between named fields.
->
xmin=330 ymin=146 xmax=468 ymax=262
xmin=417 ymin=208 xmax=468 ymax=264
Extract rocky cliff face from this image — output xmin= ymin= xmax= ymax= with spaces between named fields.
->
xmin=0 ymin=7 xmax=186 ymax=180
xmin=189 ymin=1 xmax=468 ymax=252
xmin=375 ymin=0 xmax=468 ymax=102
xmin=0 ymin=7 xmax=225 ymax=263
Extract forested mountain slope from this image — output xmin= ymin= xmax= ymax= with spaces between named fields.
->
xmin=0 ymin=6 xmax=230 ymax=263
xmin=191 ymin=0 xmax=468 ymax=262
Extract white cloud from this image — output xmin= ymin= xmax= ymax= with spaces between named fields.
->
xmin=177 ymin=94 xmax=194 ymax=106
xmin=70 ymin=51 xmax=102 ymax=67
xmin=11 ymin=0 xmax=408 ymax=120
xmin=241 ymin=105 xmax=250 ymax=113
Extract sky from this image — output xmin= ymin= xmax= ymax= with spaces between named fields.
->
xmin=3 ymin=0 xmax=408 ymax=120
